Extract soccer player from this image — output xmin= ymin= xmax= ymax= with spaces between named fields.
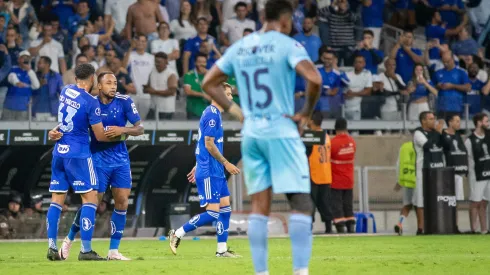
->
xmin=46 ymin=64 xmax=113 ymax=261
xmin=168 ymin=83 xmax=241 ymax=257
xmin=202 ymin=0 xmax=322 ymax=274
xmin=50 ymin=72 xmax=144 ymax=260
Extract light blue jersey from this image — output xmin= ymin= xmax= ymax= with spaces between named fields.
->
xmin=216 ymin=31 xmax=311 ymax=139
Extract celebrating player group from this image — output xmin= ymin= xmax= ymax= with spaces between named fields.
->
xmin=46 ymin=0 xmax=321 ymax=273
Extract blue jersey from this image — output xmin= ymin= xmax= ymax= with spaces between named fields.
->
xmin=434 ymin=67 xmax=469 ymax=113
xmin=195 ymin=105 xmax=225 ymax=179
xmin=216 ymin=31 xmax=311 ymax=139
xmin=90 ymin=93 xmax=141 ymax=168
xmin=53 ymin=84 xmax=101 ymax=159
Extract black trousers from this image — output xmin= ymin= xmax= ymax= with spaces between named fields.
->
xmin=310 ymin=183 xmax=332 ymax=223
xmin=331 ymin=188 xmax=354 ymax=222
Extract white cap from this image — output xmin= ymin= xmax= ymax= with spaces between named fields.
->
xmin=19 ymin=50 xmax=31 ymax=57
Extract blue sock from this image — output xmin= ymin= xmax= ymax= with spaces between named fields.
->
xmin=109 ymin=209 xmax=127 ymax=250
xmin=67 ymin=208 xmax=82 ymax=241
xmin=248 ymin=214 xmax=269 ymax=273
xmin=182 ymin=210 xmax=219 ymax=233
xmin=47 ymin=202 xmax=62 ymax=250
xmin=217 ymin=206 xmax=231 ymax=244
xmin=289 ymin=214 xmax=313 ymax=271
xmin=80 ymin=203 xmax=97 ymax=253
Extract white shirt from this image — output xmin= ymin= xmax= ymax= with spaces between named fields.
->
xmin=170 ymin=19 xmax=197 ymax=41
xmin=344 ymin=69 xmax=372 ymax=111
xmin=222 ymin=17 xmax=255 ymax=45
xmin=85 ymin=34 xmax=99 ymax=47
xmin=149 ymin=67 xmax=178 ymax=113
xmin=218 ymin=0 xmax=252 ymax=21
xmin=30 ymin=38 xmax=64 ymax=73
xmin=151 ymin=38 xmax=180 ymax=74
xmin=413 ymin=129 xmax=428 ymax=174
xmin=378 ymin=73 xmax=405 ymax=113
xmin=128 ymin=51 xmax=155 ymax=99
xmin=104 ymin=0 xmax=137 ymax=34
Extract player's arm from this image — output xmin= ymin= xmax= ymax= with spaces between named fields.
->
xmin=295 ymin=60 xmax=322 ymax=118
xmin=91 ymin=122 xmax=114 ymax=142
xmin=204 ymin=136 xmax=240 ymax=175
xmin=105 ymin=121 xmax=144 ymax=138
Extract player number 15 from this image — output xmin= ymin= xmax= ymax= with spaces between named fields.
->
xmin=241 ymin=68 xmax=272 ymax=111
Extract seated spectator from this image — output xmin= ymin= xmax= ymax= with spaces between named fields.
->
xmin=220 ymin=2 xmax=255 ymax=49
xmin=183 ymin=18 xmax=219 ymax=74
xmin=123 ymin=0 xmax=164 ymax=42
xmin=3 ymin=50 xmax=40 ymax=121
xmin=151 ymin=22 xmax=180 ymax=76
xmin=433 ymin=0 xmax=465 ymax=29
xmin=344 ymin=55 xmax=373 ymax=120
xmin=354 ymin=30 xmax=384 ymax=74
xmin=467 ymin=63 xmax=485 ymax=116
xmin=104 ymin=0 xmax=138 ymax=41
xmin=193 ymin=0 xmax=219 ymax=38
xmin=7 ymin=0 xmax=38 ymax=49
xmin=426 ymin=9 xmax=468 ymax=61
xmin=217 ymin=0 xmax=252 ymax=24
xmin=407 ymin=64 xmax=438 ymax=121
xmin=378 ymin=58 xmax=407 ymax=120
xmin=67 ymin=0 xmax=90 ymax=36
xmin=80 ymin=44 xmax=98 ymax=70
xmin=63 ymin=53 xmax=88 ymax=85
xmin=390 ymin=28 xmax=423 ymax=84
xmin=361 ymin=0 xmax=384 ymax=48
xmin=452 ymin=28 xmax=481 ymax=57
xmin=5 ymin=27 xmax=23 ymax=66
xmin=318 ymin=49 xmax=342 ymax=118
xmin=184 ymin=53 xmax=210 ymax=119
xmin=110 ymin=57 xmax=135 ymax=95
xmin=33 ymin=56 xmax=62 ymax=121
xmin=146 ymin=52 xmax=178 ymax=120
xmin=293 ymin=16 xmax=321 ymax=63
xmin=28 ymin=22 xmax=66 ymax=74
xmin=169 ymin=1 xmax=197 ymax=41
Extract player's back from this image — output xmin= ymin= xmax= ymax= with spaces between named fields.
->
xmin=217 ymin=31 xmax=311 ymax=139
xmin=54 ymin=84 xmax=101 ymax=159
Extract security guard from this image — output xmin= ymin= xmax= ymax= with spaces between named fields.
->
xmin=0 ymin=192 xmax=25 ymax=239
xmin=394 ymin=141 xmax=416 ymax=235
xmin=22 ymin=193 xmax=46 ymax=238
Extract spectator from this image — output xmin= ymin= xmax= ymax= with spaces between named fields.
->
xmin=220 ymin=2 xmax=255 ymax=48
xmin=330 ymin=118 xmax=356 ymax=233
xmin=93 ymin=44 xmax=106 ymax=68
xmin=198 ymin=40 xmax=218 ymax=69
xmin=51 ymin=17 xmax=69 ymax=54
xmin=434 ymin=0 xmax=465 ymax=29
xmin=123 ymin=34 xmax=154 ymax=119
xmin=123 ymin=0 xmax=164 ymax=42
xmin=33 ymin=56 xmax=62 ymax=121
xmin=3 ymin=50 xmax=40 ymax=120
xmin=152 ymin=0 xmax=170 ymax=24
xmin=182 ymin=17 xmax=219 ymax=74
xmin=344 ymin=55 xmax=373 ymax=120
xmin=0 ymin=192 xmax=24 ymax=239
xmin=354 ymin=30 xmax=384 ymax=74
xmin=193 ymin=0 xmax=219 ymax=38
xmin=165 ymin=0 xmax=181 ymax=21
xmin=0 ymin=44 xmax=11 ymax=118
xmin=318 ymin=49 xmax=342 ymax=118
xmin=28 ymin=22 xmax=67 ymax=74
xmin=216 ymin=0 xmax=252 ymax=23
xmin=407 ymin=64 xmax=438 ymax=121
xmin=0 ymin=14 xmax=6 ymax=43
xmin=151 ymin=22 xmax=180 ymax=75
xmin=67 ymin=0 xmax=90 ymax=36
xmin=5 ymin=28 xmax=23 ymax=66
xmin=390 ymin=29 xmax=423 ymax=84
xmin=459 ymin=55 xmax=488 ymax=83
xmin=361 ymin=0 xmax=384 ymax=49
xmin=169 ymin=1 xmax=197 ymax=41
xmin=80 ymin=45 xmax=98 ymax=70
xmin=389 ymin=0 xmax=416 ymax=30
xmin=104 ymin=0 xmax=137 ymax=40
xmin=434 ymin=52 xmax=471 ymax=118
xmin=378 ymin=58 xmax=407 ymax=120
xmin=70 ymin=34 xmax=89 ymax=66
xmin=41 ymin=1 xmax=75 ymax=30
xmin=482 ymin=80 xmax=490 ymax=115
xmin=292 ymin=0 xmax=305 ymax=34
xmin=467 ymin=63 xmax=485 ymax=116
xmin=426 ymin=9 xmax=467 ymax=57
xmin=83 ymin=16 xmax=115 ymax=47
xmin=184 ymin=53 xmax=210 ymax=119
xmin=96 ymin=49 xmax=116 ymax=73
xmin=7 ymin=0 xmax=38 ymax=49
xmin=94 ymin=198 xmax=111 ymax=238
xmin=452 ymin=28 xmax=481 ymax=57
xmin=145 ymin=52 xmax=178 ymax=120
xmin=293 ymin=16 xmax=321 ymax=63
xmin=468 ymin=0 xmax=490 ymax=39
xmin=63 ymin=53 xmax=88 ymax=85
xmin=110 ymin=57 xmax=135 ymax=95
xmin=0 ymin=0 xmax=10 ymax=26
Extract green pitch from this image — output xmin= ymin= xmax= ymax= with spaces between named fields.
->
xmin=1 ymin=235 xmax=489 ymax=275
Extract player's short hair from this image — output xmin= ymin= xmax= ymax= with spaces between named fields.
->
xmin=39 ymin=56 xmax=52 ymax=66
xmin=154 ymin=52 xmax=168 ymax=59
xmin=222 ymin=82 xmax=233 ymax=91
xmin=419 ymin=111 xmax=433 ymax=124
xmin=74 ymin=63 xmax=95 ymax=80
xmin=195 ymin=52 xmax=208 ymax=61
xmin=235 ymin=1 xmax=248 ymax=10
xmin=473 ymin=113 xmax=487 ymax=127
xmin=265 ymin=0 xmax=293 ymax=21
xmin=363 ymin=29 xmax=374 ymax=37
xmin=335 ymin=118 xmax=347 ymax=131
xmin=311 ymin=111 xmax=323 ymax=127
xmin=445 ymin=113 xmax=460 ymax=127
xmin=97 ymin=71 xmax=115 ymax=83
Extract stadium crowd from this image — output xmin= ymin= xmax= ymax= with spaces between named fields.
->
xmin=0 ymin=0 xmax=487 ymax=122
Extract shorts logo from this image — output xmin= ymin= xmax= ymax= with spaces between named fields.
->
xmin=57 ymin=144 xmax=70 ymax=154
xmin=216 ymin=221 xmax=224 ymax=235
xmin=111 ymin=221 xmax=116 ymax=235
xmin=209 ymin=119 xmax=216 ymax=127
xmin=73 ymin=181 xmax=84 ymax=186
xmin=50 ymin=180 xmax=59 ymax=185
xmin=46 ymin=218 xmax=49 ymax=230
xmin=190 ymin=214 xmax=200 ymax=225
xmin=82 ymin=217 xmax=92 ymax=231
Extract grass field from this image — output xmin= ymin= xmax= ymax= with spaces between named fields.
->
xmin=1 ymin=235 xmax=490 ymax=275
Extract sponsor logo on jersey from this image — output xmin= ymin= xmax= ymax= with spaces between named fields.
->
xmin=82 ymin=217 xmax=92 ymax=231
xmin=57 ymin=144 xmax=70 ymax=154
xmin=65 ymin=88 xmax=80 ymax=99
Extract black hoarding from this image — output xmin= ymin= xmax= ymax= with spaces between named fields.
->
xmin=154 ymin=130 xmax=190 ymax=145
xmin=126 ymin=130 xmax=154 ymax=145
xmin=9 ymin=130 xmax=44 ymax=145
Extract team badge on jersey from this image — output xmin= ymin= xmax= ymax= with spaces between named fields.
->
xmin=82 ymin=217 xmax=93 ymax=231
xmin=190 ymin=214 xmax=200 ymax=225
xmin=216 ymin=221 xmax=224 ymax=235
xmin=209 ymin=119 xmax=216 ymax=127
xmin=111 ymin=221 xmax=116 ymax=235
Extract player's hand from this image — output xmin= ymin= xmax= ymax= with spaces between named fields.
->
xmin=286 ymin=112 xmax=309 ymax=136
xmin=394 ymin=182 xmax=401 ymax=192
xmin=187 ymin=166 xmax=196 ymax=183
xmin=16 ymin=82 xmax=28 ymax=88
xmin=48 ymin=125 xmax=63 ymax=141
xmin=224 ymin=161 xmax=240 ymax=175
xmin=105 ymin=126 xmax=125 ymax=138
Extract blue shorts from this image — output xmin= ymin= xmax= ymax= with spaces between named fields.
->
xmin=97 ymin=164 xmax=132 ymax=193
xmin=195 ymin=176 xmax=230 ymax=207
xmin=241 ymin=136 xmax=310 ymax=195
xmin=50 ymin=156 xmax=98 ymax=193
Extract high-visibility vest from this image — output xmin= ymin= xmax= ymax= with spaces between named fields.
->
xmin=398 ymin=141 xmax=416 ymax=188
xmin=309 ymin=133 xmax=332 ymax=184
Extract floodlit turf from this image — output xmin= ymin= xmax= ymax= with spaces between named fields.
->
xmin=1 ymin=235 xmax=490 ymax=274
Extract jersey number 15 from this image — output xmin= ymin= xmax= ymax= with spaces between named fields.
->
xmin=241 ymin=68 xmax=272 ymax=111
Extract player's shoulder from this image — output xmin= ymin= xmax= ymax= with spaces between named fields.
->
xmin=114 ymin=93 xmax=131 ymax=101
xmin=203 ymin=105 xmax=220 ymax=116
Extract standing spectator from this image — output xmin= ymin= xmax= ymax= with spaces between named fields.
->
xmin=390 ymin=29 xmax=423 ymax=84
xmin=3 ymin=50 xmax=40 ymax=120
xmin=28 ymin=23 xmax=66 ymax=74
xmin=104 ymin=0 xmax=137 ymax=40
xmin=389 ymin=0 xmax=416 ymax=30
xmin=393 ymin=141 xmax=416 ymax=235
xmin=378 ymin=58 xmax=407 ymax=120
xmin=344 ymin=55 xmax=373 ymax=120
xmin=193 ymin=0 xmax=219 ymax=38
xmin=41 ymin=1 xmax=76 ymax=30
xmin=166 ymin=0 xmax=181 ymax=21
xmin=293 ymin=17 xmax=321 ymax=63
xmin=7 ymin=0 xmax=38 ymax=49
xmin=123 ymin=0 xmax=164 ymax=42
xmin=467 ymin=63 xmax=485 ymax=116
xmin=291 ymin=0 xmax=305 ymax=34
xmin=407 ymin=64 xmax=438 ymax=121
xmin=220 ymin=2 xmax=255 ymax=48
xmin=361 ymin=0 xmax=384 ymax=49
xmin=67 ymin=0 xmax=90 ymax=36
xmin=434 ymin=0 xmax=465 ymax=29
xmin=51 ymin=17 xmax=69 ymax=54
xmin=123 ymin=34 xmax=154 ymax=119
xmin=434 ymin=52 xmax=471 ymax=118
xmin=63 ymin=53 xmax=87 ymax=85
xmin=330 ymin=118 xmax=356 ymax=233
xmin=80 ymin=45 xmax=98 ymax=70
xmin=483 ymin=81 xmax=490 ymax=115
xmin=354 ymin=30 xmax=384 ymax=74
xmin=216 ymin=0 xmax=252 ymax=23
xmin=169 ymin=1 xmax=197 ymax=41
xmin=5 ymin=28 xmax=23 ymax=66
xmin=33 ymin=56 xmax=62 ymax=121
xmin=151 ymin=22 xmax=180 ymax=75
xmin=182 ymin=18 xmax=218 ymax=74
xmin=184 ymin=53 xmax=210 ymax=119
xmin=452 ymin=28 xmax=481 ymax=57
xmin=317 ymin=49 xmax=342 ymax=118
xmin=0 ymin=44 xmax=12 ymax=119
xmin=426 ymin=9 xmax=468 ymax=61
xmin=83 ymin=17 xmax=115 ymax=47
xmin=145 ymin=52 xmax=178 ymax=120
xmin=110 ymin=57 xmax=135 ymax=95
